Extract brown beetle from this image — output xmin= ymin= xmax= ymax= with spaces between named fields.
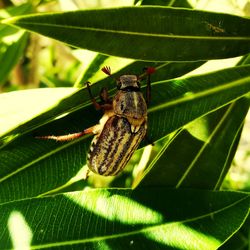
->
xmin=37 ymin=66 xmax=154 ymax=176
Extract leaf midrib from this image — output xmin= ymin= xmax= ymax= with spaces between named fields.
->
xmin=175 ymin=102 xmax=235 ymax=188
xmin=27 ymin=194 xmax=249 ymax=249
xmin=148 ymin=74 xmax=250 ymax=113
xmin=0 ymin=134 xmax=91 ymax=184
xmin=5 ymin=20 xmax=250 ymax=41
xmin=1 ymin=72 xmax=250 ymax=183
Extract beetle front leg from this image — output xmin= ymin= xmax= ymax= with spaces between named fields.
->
xmin=35 ymin=125 xmax=97 ymax=142
xmin=146 ymin=73 xmax=151 ymax=106
xmin=85 ymin=82 xmax=112 ymax=111
xmin=142 ymin=67 xmax=155 ymax=105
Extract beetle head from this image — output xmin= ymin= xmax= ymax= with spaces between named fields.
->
xmin=102 ymin=66 xmax=152 ymax=91
xmin=117 ymin=75 xmax=140 ymax=90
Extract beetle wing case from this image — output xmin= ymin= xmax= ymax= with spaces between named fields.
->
xmin=87 ymin=115 xmax=147 ymax=176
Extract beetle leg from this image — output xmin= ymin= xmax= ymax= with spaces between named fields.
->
xmin=85 ymin=82 xmax=112 ymax=111
xmin=144 ymin=134 xmax=155 ymax=146
xmin=146 ymin=73 xmax=151 ymax=105
xmin=83 ymin=169 xmax=90 ymax=180
xmin=85 ymin=81 xmax=102 ymax=110
xmin=142 ymin=67 xmax=155 ymax=105
xmin=100 ymin=87 xmax=112 ymax=104
xmin=36 ymin=125 xmax=97 ymax=142
xmin=100 ymin=87 xmax=108 ymax=102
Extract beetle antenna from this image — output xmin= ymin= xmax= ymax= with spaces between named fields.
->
xmin=101 ymin=66 xmax=112 ymax=76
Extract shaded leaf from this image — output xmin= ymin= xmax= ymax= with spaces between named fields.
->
xmin=75 ymin=57 xmax=205 ymax=88
xmin=219 ymin=230 xmax=248 ymax=250
xmin=147 ymin=65 xmax=250 ymax=141
xmin=0 ymin=188 xmax=249 ymax=249
xmin=2 ymin=7 xmax=250 ymax=61
xmin=96 ymin=60 xmax=205 ymax=84
xmin=137 ymin=98 xmax=249 ymax=189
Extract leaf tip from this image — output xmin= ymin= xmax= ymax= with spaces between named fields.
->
xmin=1 ymin=16 xmax=19 ymax=25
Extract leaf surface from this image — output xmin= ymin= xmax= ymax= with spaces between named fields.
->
xmin=0 ymin=66 xmax=250 ymax=202
xmin=0 ymin=3 xmax=32 ymax=84
xmin=0 ymin=189 xmax=249 ymax=250
xmin=137 ymin=98 xmax=249 ymax=189
xmin=2 ymin=6 xmax=250 ymax=61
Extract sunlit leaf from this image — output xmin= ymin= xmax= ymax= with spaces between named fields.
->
xmin=0 ymin=88 xmax=77 ymax=136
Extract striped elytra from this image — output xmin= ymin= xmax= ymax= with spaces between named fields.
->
xmin=87 ymin=115 xmax=147 ymax=176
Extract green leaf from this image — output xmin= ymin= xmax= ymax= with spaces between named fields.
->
xmin=0 ymin=59 xmax=204 ymax=142
xmin=77 ymin=54 xmax=109 ymax=85
xmin=0 ymin=31 xmax=28 ymax=84
xmin=219 ymin=212 xmax=250 ymax=249
xmin=219 ymin=230 xmax=249 ymax=249
xmin=0 ymin=59 xmax=205 ymax=141
xmin=0 ymin=3 xmax=32 ymax=84
xmin=2 ymin=65 xmax=250 ymax=145
xmin=0 ymin=88 xmax=77 ymax=137
xmin=137 ymin=98 xmax=249 ymax=189
xmin=138 ymin=0 xmax=192 ymax=8
xmin=147 ymin=65 xmax=250 ymax=141
xmin=0 ymin=188 xmax=249 ymax=249
xmin=2 ymin=7 xmax=250 ymax=61
xmin=0 ymin=66 xmax=250 ymax=202
xmin=0 ymin=3 xmax=32 ymax=21
xmin=97 ymin=61 xmax=205 ymax=84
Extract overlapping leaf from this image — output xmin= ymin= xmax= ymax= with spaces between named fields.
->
xmin=137 ymin=98 xmax=249 ymax=189
xmin=0 ymin=2 xmax=249 ymax=250
xmin=0 ymin=65 xmax=250 ymax=203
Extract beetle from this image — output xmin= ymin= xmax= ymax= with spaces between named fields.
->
xmin=37 ymin=66 xmax=155 ymax=176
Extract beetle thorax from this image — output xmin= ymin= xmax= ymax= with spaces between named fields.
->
xmin=113 ymin=75 xmax=147 ymax=133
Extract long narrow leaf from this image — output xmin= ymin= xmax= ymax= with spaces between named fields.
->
xmin=1 ymin=65 xmax=250 ymax=145
xmin=0 ymin=3 xmax=32 ymax=84
xmin=0 ymin=189 xmax=249 ymax=250
xmin=0 ymin=66 xmax=250 ymax=202
xmin=2 ymin=7 xmax=250 ymax=61
xmin=138 ymin=98 xmax=249 ymax=188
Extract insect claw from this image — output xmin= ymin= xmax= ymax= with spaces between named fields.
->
xmin=84 ymin=81 xmax=91 ymax=87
